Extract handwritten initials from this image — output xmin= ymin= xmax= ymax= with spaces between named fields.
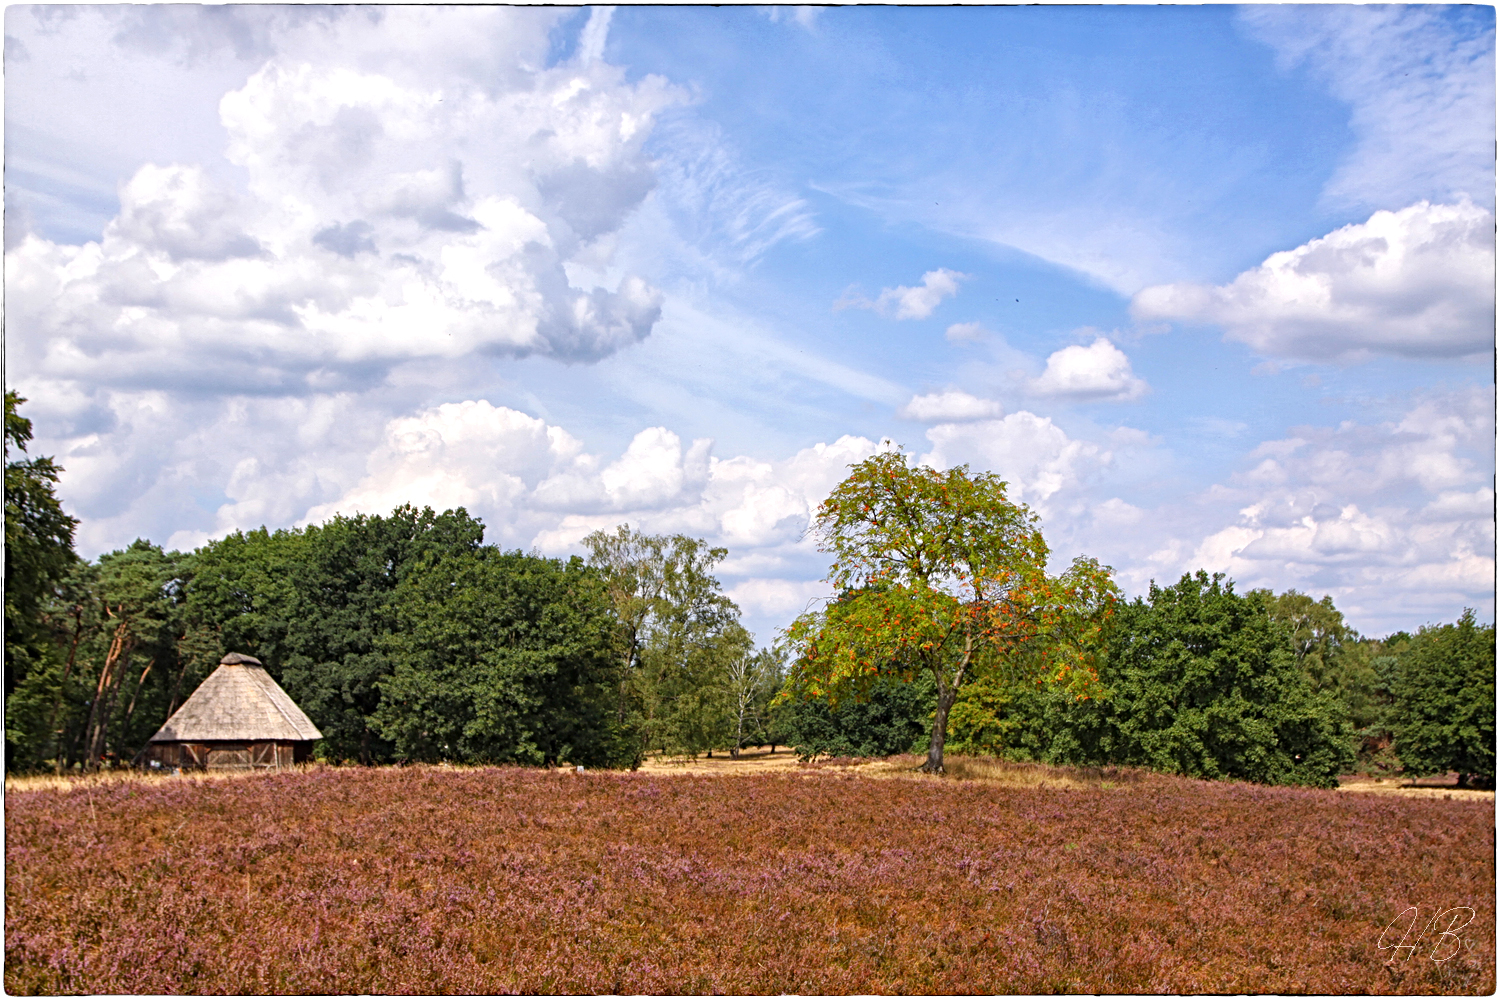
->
xmin=1377 ymin=906 xmax=1476 ymax=964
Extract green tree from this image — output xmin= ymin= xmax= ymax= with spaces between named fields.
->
xmin=581 ymin=526 xmax=678 ymax=722
xmin=583 ymin=525 xmax=747 ymax=759
xmin=6 ymin=541 xmax=195 ymax=773
xmin=1259 ymin=589 xmax=1353 ymax=692
xmin=640 ymin=620 xmax=752 ymax=758
xmin=182 ymin=505 xmax=486 ymax=763
xmin=1259 ymin=587 xmax=1414 ymax=770
xmin=1103 ymin=572 xmax=1354 ymax=787
xmin=4 ymin=392 xmax=78 ymax=719
xmin=946 ymin=645 xmax=1119 ymax=766
xmin=1332 ymin=634 xmax=1406 ymax=768
xmin=375 ymin=549 xmax=631 ymax=767
xmin=784 ymin=449 xmax=1117 ymax=773
xmin=77 ymin=541 xmax=184 ymax=768
xmin=726 ymin=646 xmax=786 ymax=756
xmin=5 ymin=561 xmax=102 ymax=771
xmin=1391 ymin=610 xmax=1495 ymax=787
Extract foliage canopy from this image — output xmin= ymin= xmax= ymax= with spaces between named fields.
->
xmin=375 ymin=548 xmax=632 ymax=767
xmin=785 ymin=449 xmax=1117 ymax=772
xmin=582 ymin=525 xmax=754 ymax=760
xmin=1102 ymin=573 xmax=1355 ymax=787
xmin=1391 ymin=610 xmax=1495 ymax=786
xmin=4 ymin=393 xmax=79 ymax=706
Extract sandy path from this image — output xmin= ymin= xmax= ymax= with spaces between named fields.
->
xmin=634 ymin=746 xmax=804 ymax=775
xmin=1333 ymin=772 xmax=1495 ymax=801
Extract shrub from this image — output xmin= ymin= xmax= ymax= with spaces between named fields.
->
xmin=949 ymin=574 xmax=1355 ymax=787
xmin=774 ymin=672 xmax=935 ymax=759
xmin=947 ymin=672 xmax=1116 ymax=766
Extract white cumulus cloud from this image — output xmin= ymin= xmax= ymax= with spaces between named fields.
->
xmin=918 ymin=411 xmax=1109 ymax=513
xmin=305 ymin=401 xmax=723 ymax=546
xmin=838 ymin=268 xmax=966 ymax=320
xmin=1029 ymin=337 xmax=1148 ymax=401
xmin=945 ymin=322 xmax=988 ymax=343
xmin=876 ymin=268 xmax=965 ymax=319
xmin=898 ymin=390 xmax=1003 ymax=423
xmin=726 ymin=578 xmax=833 ymax=624
xmin=1074 ymin=385 xmax=1496 ymax=633
xmin=4 ymin=7 xmax=681 ymax=399
xmin=1132 ymin=201 xmax=1495 ymax=362
xmin=288 ymin=402 xmax=888 ymax=640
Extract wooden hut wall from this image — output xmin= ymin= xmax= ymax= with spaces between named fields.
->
xmin=148 ymin=741 xmax=309 ymax=771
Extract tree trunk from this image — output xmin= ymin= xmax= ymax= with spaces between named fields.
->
xmin=616 ymin=629 xmax=640 ymax=724
xmin=732 ymin=698 xmax=746 ymax=758
xmin=922 ymin=680 xmax=960 ymax=774
xmin=164 ymin=654 xmax=193 ymax=719
xmin=48 ymin=604 xmax=87 ymax=774
xmin=82 ymin=621 xmax=132 ymax=770
xmin=118 ymin=658 xmax=155 ymax=743
xmin=921 ymin=637 xmax=973 ymax=774
xmin=92 ymin=648 xmax=131 ymax=765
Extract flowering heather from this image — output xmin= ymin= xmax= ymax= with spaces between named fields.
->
xmin=6 ymin=765 xmax=1493 ymax=994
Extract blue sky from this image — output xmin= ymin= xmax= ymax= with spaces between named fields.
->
xmin=5 ymin=5 xmax=1494 ymax=643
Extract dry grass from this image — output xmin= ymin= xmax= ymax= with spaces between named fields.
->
xmin=6 ymin=763 xmax=1493 ymax=995
xmin=799 ymin=753 xmax=1157 ymax=791
xmin=632 ymin=749 xmax=1500 ymax=800
xmin=3 ymin=766 xmax=276 ymax=795
xmin=638 ymin=749 xmax=1151 ymax=791
xmin=634 ymin=746 xmax=803 ymax=775
xmin=1334 ymin=773 xmax=1497 ymax=802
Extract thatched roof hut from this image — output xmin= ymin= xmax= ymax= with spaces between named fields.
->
xmin=146 ymin=653 xmax=321 ymax=770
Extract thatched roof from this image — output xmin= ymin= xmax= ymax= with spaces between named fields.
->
xmin=149 ymin=653 xmax=322 ymax=743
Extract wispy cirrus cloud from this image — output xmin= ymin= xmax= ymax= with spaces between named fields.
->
xmin=1237 ymin=5 xmax=1496 ymax=211
xmin=649 ymin=115 xmax=821 ymax=267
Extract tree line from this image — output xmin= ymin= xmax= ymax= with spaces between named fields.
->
xmin=6 ymin=394 xmax=1494 ymax=786
xmin=774 ymin=447 xmax=1494 ymax=788
xmin=4 ymin=506 xmax=786 ymax=772
xmin=782 ymin=575 xmax=1495 ymax=787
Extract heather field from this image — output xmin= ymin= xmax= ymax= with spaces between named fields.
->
xmin=5 ymin=763 xmax=1494 ymax=995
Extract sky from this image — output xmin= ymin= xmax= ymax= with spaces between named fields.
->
xmin=5 ymin=4 xmax=1495 ymax=645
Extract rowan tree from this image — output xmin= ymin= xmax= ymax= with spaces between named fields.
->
xmin=784 ymin=449 xmax=1117 ymax=773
